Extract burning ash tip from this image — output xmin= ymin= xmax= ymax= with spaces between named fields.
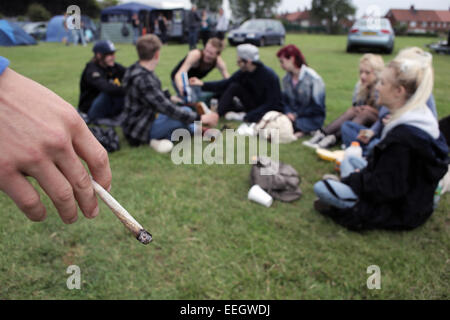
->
xmin=137 ymin=229 xmax=152 ymax=245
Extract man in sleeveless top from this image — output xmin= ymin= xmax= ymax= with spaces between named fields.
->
xmin=171 ymin=37 xmax=229 ymax=103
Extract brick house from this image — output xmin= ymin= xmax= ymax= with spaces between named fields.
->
xmin=386 ymin=6 xmax=450 ymax=33
xmin=279 ymin=10 xmax=324 ymax=28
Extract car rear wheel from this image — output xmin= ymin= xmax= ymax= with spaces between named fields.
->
xmin=346 ymin=44 xmax=353 ymax=53
xmin=385 ymin=45 xmax=394 ymax=54
xmin=228 ymin=39 xmax=236 ymax=46
xmin=258 ymin=37 xmax=265 ymax=47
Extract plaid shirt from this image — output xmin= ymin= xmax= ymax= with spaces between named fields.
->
xmin=122 ymin=62 xmax=199 ymax=144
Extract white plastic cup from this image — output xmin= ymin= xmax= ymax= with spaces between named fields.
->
xmin=248 ymin=185 xmax=273 ymax=207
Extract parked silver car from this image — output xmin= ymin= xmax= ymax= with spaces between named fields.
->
xmin=22 ymin=21 xmax=48 ymax=41
xmin=347 ymin=18 xmax=395 ymax=54
xmin=228 ymin=19 xmax=286 ymax=47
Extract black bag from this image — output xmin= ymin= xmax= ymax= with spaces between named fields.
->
xmin=250 ymin=156 xmax=302 ymax=202
xmin=121 ymin=22 xmax=130 ymax=37
xmin=89 ymin=126 xmax=120 ymax=153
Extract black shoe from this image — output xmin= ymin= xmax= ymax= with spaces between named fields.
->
xmin=314 ymin=199 xmax=334 ymax=215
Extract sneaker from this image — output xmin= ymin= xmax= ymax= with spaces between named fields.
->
xmin=225 ymin=111 xmax=246 ymax=121
xmin=317 ymin=134 xmax=337 ymax=149
xmin=149 ymin=139 xmax=174 ymax=153
xmin=236 ymin=122 xmax=256 ymax=136
xmin=302 ymin=130 xmax=325 ymax=148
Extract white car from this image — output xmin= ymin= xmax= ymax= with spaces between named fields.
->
xmin=347 ymin=18 xmax=395 ymax=54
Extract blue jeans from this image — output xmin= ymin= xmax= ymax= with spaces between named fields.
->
xmin=340 ymin=155 xmax=368 ymax=178
xmin=188 ymin=28 xmax=199 ymax=49
xmin=133 ymin=27 xmax=139 ymax=44
xmin=149 ymin=106 xmax=195 ymax=140
xmin=341 ymin=121 xmax=380 ymax=157
xmin=341 ymin=121 xmax=366 ymax=148
xmin=87 ymin=92 xmax=124 ymax=121
xmin=293 ymin=116 xmax=324 ymax=133
xmin=71 ymin=29 xmax=86 ymax=46
xmin=314 ymin=179 xmax=358 ymax=209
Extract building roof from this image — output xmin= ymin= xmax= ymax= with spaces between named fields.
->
xmin=435 ymin=10 xmax=450 ymax=22
xmin=282 ymin=11 xmax=311 ymax=22
xmin=387 ymin=9 xmax=450 ymax=23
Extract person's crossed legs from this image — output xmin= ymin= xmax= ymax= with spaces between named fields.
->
xmin=314 ymin=179 xmax=358 ymax=209
xmin=218 ymin=82 xmax=255 ymax=117
xmin=87 ymin=92 xmax=124 ymax=121
xmin=149 ymin=106 xmax=195 ymax=140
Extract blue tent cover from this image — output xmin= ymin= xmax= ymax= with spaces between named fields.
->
xmin=45 ymin=16 xmax=68 ymax=42
xmin=101 ymin=2 xmax=155 ymax=21
xmin=0 ymin=20 xmax=37 ymax=46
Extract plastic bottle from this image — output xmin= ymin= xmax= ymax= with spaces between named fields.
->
xmin=344 ymin=141 xmax=363 ymax=159
xmin=433 ymin=181 xmax=443 ymax=209
xmin=181 ymin=72 xmax=192 ymax=104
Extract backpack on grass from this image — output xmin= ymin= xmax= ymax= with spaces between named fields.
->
xmin=250 ymin=156 xmax=302 ymax=202
xmin=89 ymin=126 xmax=120 ymax=153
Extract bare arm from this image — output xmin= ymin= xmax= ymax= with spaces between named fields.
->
xmin=174 ymin=50 xmax=201 ymax=96
xmin=216 ymin=56 xmax=230 ymax=79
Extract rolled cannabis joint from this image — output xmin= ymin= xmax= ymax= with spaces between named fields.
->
xmin=91 ymin=179 xmax=152 ymax=245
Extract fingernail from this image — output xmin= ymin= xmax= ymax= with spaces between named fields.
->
xmin=91 ymin=205 xmax=99 ymax=218
xmin=67 ymin=216 xmax=78 ymax=224
xmin=107 ymin=184 xmax=111 ymax=192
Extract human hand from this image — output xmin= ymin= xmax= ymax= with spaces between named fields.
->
xmin=287 ymin=113 xmax=296 ymax=122
xmin=170 ymin=95 xmax=183 ymax=104
xmin=356 ymin=129 xmax=374 ymax=145
xmin=201 ymin=112 xmax=219 ymax=127
xmin=382 ymin=114 xmax=391 ymax=126
xmin=0 ymin=68 xmax=112 ymax=224
xmin=189 ymin=77 xmax=203 ymax=87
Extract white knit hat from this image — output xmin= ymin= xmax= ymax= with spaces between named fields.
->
xmin=237 ymin=44 xmax=259 ymax=62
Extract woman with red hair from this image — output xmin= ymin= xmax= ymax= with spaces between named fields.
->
xmin=277 ymin=44 xmax=326 ymax=138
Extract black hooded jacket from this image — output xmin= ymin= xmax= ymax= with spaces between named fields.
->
xmin=324 ymin=124 xmax=449 ymax=231
xmin=78 ymin=61 xmax=126 ymax=113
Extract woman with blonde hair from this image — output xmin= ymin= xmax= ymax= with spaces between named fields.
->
xmin=340 ymin=47 xmax=438 ymax=155
xmin=313 ymin=48 xmax=448 ymax=231
xmin=304 ymin=53 xmax=384 ymax=148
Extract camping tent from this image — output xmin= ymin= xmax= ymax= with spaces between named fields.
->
xmin=45 ymin=16 xmax=68 ymax=42
xmin=100 ymin=2 xmax=156 ymax=22
xmin=46 ymin=15 xmax=98 ymax=42
xmin=0 ymin=20 xmax=37 ymax=46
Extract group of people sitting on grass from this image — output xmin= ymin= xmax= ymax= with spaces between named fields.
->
xmin=77 ymin=35 xmax=449 ymax=231
xmin=77 ymin=36 xmax=328 ymax=151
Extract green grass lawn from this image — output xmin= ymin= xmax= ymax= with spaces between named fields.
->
xmin=0 ymin=34 xmax=449 ymax=299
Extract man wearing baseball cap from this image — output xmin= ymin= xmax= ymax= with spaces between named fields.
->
xmin=78 ymin=40 xmax=126 ymax=122
xmin=189 ymin=43 xmax=282 ymax=122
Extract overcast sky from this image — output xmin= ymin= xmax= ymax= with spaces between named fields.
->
xmin=277 ymin=0 xmax=450 ymax=17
